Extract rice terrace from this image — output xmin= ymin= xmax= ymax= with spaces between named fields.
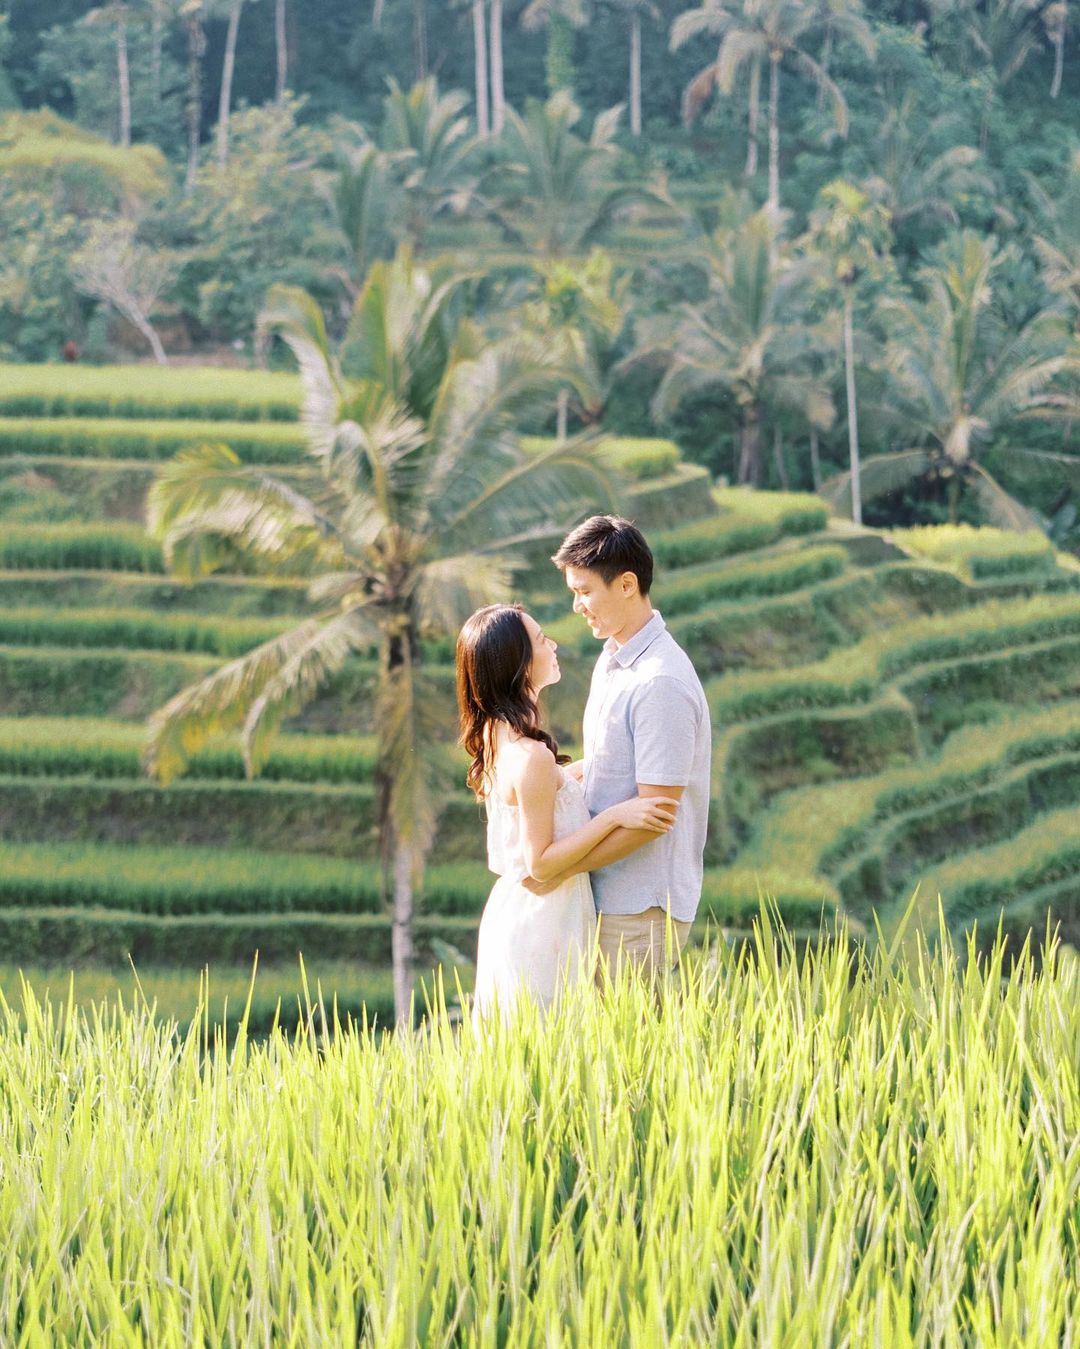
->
xmin=5 ymin=0 xmax=1080 ymax=1338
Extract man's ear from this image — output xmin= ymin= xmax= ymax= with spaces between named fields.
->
xmin=620 ymin=570 xmax=639 ymax=598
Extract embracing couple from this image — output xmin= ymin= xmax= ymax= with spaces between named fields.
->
xmin=455 ymin=514 xmax=712 ymax=1016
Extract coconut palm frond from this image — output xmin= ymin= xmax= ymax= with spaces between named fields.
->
xmin=716 ymin=29 xmax=766 ymax=95
xmin=680 ymin=63 xmax=720 ymax=126
xmin=241 ymin=606 xmax=381 ymax=777
xmin=143 ymin=615 xmax=346 ymax=785
xmin=306 ymin=571 xmax=373 ymax=608
xmin=424 ymin=337 xmax=575 ymax=518
xmin=414 ymin=552 xmax=520 ymax=638
xmin=146 ymin=442 xmax=344 ymax=578
xmin=820 ymin=449 xmax=932 ymax=516
xmin=792 ymin=50 xmax=848 ymax=135
xmin=258 ymin=285 xmax=342 ymax=462
xmin=436 ymin=435 xmax=616 ymax=556
xmin=670 ymin=2 xmax=731 ymax=51
xmin=967 ymin=463 xmax=1045 ymax=531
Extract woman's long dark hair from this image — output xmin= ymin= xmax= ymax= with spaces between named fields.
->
xmin=456 ymin=603 xmax=568 ymax=798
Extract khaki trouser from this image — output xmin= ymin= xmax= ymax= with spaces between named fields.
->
xmin=595 ymin=907 xmax=691 ymax=985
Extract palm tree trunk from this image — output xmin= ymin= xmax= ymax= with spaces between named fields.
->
xmin=1051 ymin=10 xmax=1066 ymax=98
xmin=745 ymin=57 xmax=760 ymax=178
xmin=275 ymin=0 xmax=287 ymax=102
xmin=772 ymin=425 xmax=789 ymax=490
xmin=473 ymin=0 xmax=490 ymax=138
xmin=556 ymin=387 xmax=569 ymax=440
xmin=629 ymin=10 xmax=642 ymax=137
xmin=767 ymin=50 xmax=781 ymax=210
xmin=490 ymin=0 xmax=505 ymax=133
xmin=844 ymin=289 xmax=862 ymax=525
xmin=116 ymin=7 xmax=131 ymax=148
xmin=809 ymin=427 xmax=821 ymax=491
xmin=739 ymin=404 xmax=763 ymax=486
xmin=414 ymin=0 xmax=428 ymax=81
xmin=150 ymin=0 xmax=163 ymax=106
xmin=217 ymin=0 xmax=244 ymax=169
xmin=391 ymin=834 xmax=415 ymax=1026
xmin=184 ymin=7 xmax=205 ymax=194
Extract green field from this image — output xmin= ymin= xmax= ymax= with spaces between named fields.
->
xmin=1 ymin=927 xmax=1077 ymax=1343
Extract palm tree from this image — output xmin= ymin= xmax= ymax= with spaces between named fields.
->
xmin=821 ymin=231 xmax=1080 ymax=528
xmin=515 ymin=249 xmax=628 ymax=436
xmin=142 ymin=250 xmax=610 ymax=1024
xmin=926 ymin=0 xmax=1044 ymax=146
xmin=807 ymin=179 xmax=892 ymax=525
xmin=634 ymin=200 xmax=834 ymax=485
xmin=1029 ymin=151 xmax=1080 ymax=322
xmin=600 ymin=0 xmax=660 ymax=135
xmin=329 ymin=134 xmax=404 ymax=294
xmin=489 ymin=92 xmax=669 ymax=257
xmin=522 ymin=0 xmax=590 ymax=95
xmin=380 ymin=78 xmax=479 ymax=246
xmin=860 ymin=96 xmax=991 ymax=237
xmin=672 ymin=0 xmax=875 ymax=210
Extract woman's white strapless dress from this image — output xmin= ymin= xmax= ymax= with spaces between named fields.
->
xmin=472 ymin=768 xmax=597 ymax=1017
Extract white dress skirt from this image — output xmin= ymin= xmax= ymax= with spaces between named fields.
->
xmin=472 ymin=768 xmax=597 ymax=1018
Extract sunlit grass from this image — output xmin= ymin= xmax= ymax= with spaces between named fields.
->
xmin=0 ymin=917 xmax=1077 ymax=1343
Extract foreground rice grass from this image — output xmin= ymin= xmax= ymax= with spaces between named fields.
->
xmin=1 ymin=920 xmax=1077 ymax=1345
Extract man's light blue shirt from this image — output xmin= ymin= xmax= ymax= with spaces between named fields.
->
xmin=582 ymin=611 xmax=711 ymax=923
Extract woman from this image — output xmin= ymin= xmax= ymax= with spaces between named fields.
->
xmin=456 ymin=604 xmax=677 ymax=1016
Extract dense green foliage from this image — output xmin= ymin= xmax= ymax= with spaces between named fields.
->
xmin=6 ymin=0 xmax=1080 ymax=531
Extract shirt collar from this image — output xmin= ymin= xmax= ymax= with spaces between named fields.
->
xmin=603 ymin=610 xmax=666 ymax=670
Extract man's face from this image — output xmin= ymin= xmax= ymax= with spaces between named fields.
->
xmin=564 ymin=565 xmax=631 ymax=642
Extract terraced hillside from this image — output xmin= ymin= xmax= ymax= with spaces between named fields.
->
xmin=2 ymin=362 xmax=1079 ymax=1023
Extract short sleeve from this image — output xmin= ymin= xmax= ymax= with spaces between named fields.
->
xmin=630 ymin=677 xmax=700 ymax=787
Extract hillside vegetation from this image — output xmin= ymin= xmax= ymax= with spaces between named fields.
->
xmin=2 ymin=367 xmax=1080 ymax=1017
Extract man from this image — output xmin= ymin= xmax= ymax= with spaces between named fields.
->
xmin=551 ymin=514 xmax=711 ymax=980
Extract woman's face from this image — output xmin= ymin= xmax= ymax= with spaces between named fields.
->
xmin=522 ymin=612 xmax=560 ymax=692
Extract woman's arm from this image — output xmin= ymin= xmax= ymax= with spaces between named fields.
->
xmin=522 ymin=785 xmax=685 ymax=893
xmin=513 ymin=745 xmax=677 ymax=884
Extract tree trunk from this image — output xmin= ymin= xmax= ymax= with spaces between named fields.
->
xmin=217 ymin=0 xmax=244 ymax=169
xmin=1051 ymin=10 xmax=1066 ymax=98
xmin=556 ymin=387 xmax=569 ymax=440
xmin=116 ymin=7 xmax=131 ymax=148
xmin=126 ymin=307 xmax=169 ymax=365
xmin=745 ymin=57 xmax=760 ymax=177
xmin=772 ymin=425 xmax=789 ymax=490
xmin=391 ymin=834 xmax=415 ymax=1026
xmin=413 ymin=0 xmax=428 ymax=81
xmin=767 ymin=50 xmax=781 ymax=210
xmin=473 ymin=0 xmax=490 ymax=138
xmin=184 ymin=9 xmax=205 ymax=194
xmin=490 ymin=0 xmax=505 ymax=133
xmin=629 ymin=9 xmax=642 ymax=137
xmin=809 ymin=427 xmax=821 ymax=491
xmin=739 ymin=404 xmax=763 ymax=486
xmin=844 ymin=289 xmax=862 ymax=525
xmin=150 ymin=0 xmax=163 ymax=106
xmin=275 ymin=0 xmax=287 ymax=103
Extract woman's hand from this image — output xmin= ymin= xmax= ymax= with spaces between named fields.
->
xmin=609 ymin=796 xmax=678 ymax=833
